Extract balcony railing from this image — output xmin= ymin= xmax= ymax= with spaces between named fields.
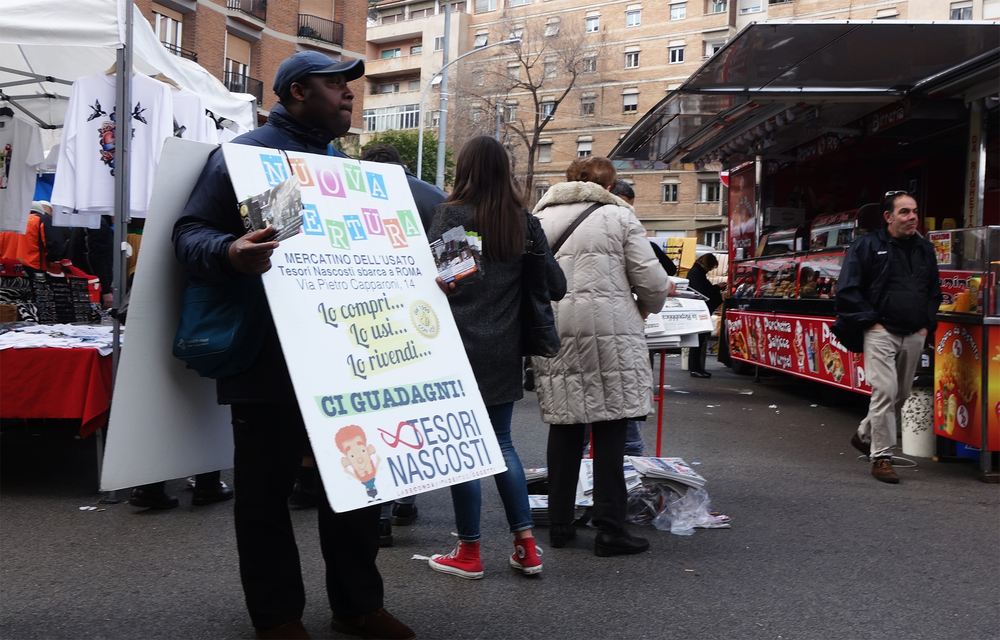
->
xmin=161 ymin=41 xmax=198 ymax=62
xmin=298 ymin=14 xmax=344 ymax=47
xmin=224 ymin=72 xmax=264 ymax=106
xmin=226 ymin=0 xmax=266 ymax=23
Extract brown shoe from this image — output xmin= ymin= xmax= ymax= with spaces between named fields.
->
xmin=872 ymin=457 xmax=900 ymax=484
xmin=331 ymin=608 xmax=415 ymax=640
xmin=255 ymin=620 xmax=311 ymax=639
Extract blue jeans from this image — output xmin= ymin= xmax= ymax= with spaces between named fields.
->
xmin=450 ymin=402 xmax=533 ymax=542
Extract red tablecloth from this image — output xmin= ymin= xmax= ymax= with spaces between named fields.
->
xmin=0 ymin=348 xmax=113 ymax=438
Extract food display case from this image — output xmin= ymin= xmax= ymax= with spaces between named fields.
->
xmin=931 ymin=227 xmax=999 ymax=456
xmin=798 ymin=252 xmax=844 ymax=298
xmin=731 ymin=263 xmax=759 ymax=299
xmin=757 ymin=257 xmax=799 ymax=298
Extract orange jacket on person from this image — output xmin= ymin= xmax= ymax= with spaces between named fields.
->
xmin=17 ymin=212 xmax=50 ymax=270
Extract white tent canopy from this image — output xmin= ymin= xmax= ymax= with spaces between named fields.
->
xmin=1 ymin=0 xmax=256 ymax=130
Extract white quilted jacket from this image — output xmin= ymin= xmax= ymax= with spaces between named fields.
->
xmin=531 ymin=181 xmax=670 ymax=425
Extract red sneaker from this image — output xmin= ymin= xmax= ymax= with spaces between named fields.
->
xmin=429 ymin=540 xmax=484 ymax=579
xmin=510 ymin=536 xmax=542 ymax=575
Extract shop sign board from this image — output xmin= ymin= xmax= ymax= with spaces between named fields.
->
xmin=934 ymin=322 xmax=983 ymax=449
xmin=728 ymin=163 xmax=756 ymax=263
xmin=726 ymin=311 xmax=861 ymax=392
xmin=221 ymin=145 xmax=505 ymax=512
xmin=866 ymin=101 xmax=910 ymax=136
xmin=927 ymin=231 xmax=952 ymax=264
xmin=795 ymin=134 xmax=842 ymax=164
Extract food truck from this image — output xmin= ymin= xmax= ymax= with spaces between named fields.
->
xmin=610 ymin=21 xmax=999 ymax=476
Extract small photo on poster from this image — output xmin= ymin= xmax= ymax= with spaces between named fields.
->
xmin=430 ymin=225 xmax=483 ymax=283
xmin=239 ymin=176 xmax=304 ymax=242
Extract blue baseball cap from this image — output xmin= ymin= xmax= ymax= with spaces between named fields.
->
xmin=272 ymin=52 xmax=365 ymax=96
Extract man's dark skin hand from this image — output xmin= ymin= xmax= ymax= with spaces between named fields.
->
xmin=229 ymin=226 xmax=279 ymax=275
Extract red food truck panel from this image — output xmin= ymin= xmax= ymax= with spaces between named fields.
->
xmin=727 ymin=311 xmax=862 ymax=393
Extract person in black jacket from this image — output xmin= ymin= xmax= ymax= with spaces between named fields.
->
xmin=357 ymin=143 xmax=446 ymax=546
xmin=360 ymin=143 xmax=446 ymax=232
xmin=832 ymin=191 xmax=941 ymax=484
xmin=172 ymin=52 xmax=414 ymax=640
xmin=687 ymin=253 xmax=723 ymax=378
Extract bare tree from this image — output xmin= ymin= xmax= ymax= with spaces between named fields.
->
xmin=452 ymin=9 xmax=606 ymax=198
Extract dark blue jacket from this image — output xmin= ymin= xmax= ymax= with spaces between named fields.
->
xmin=401 ymin=166 xmax=447 ymax=231
xmin=832 ymin=228 xmax=941 ymax=353
xmin=172 ymin=103 xmax=346 ymax=404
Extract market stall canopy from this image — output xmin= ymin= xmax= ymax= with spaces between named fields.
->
xmin=610 ymin=21 xmax=1000 ymax=169
xmin=1 ymin=0 xmax=256 ymax=130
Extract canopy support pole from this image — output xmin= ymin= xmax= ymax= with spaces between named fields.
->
xmin=106 ymin=0 xmax=135 ymax=493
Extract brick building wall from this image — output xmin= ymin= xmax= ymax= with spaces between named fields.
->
xmin=136 ymin=0 xmax=367 ymax=132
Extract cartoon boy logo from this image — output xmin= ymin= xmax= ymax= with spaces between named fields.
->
xmin=335 ymin=425 xmax=381 ymax=501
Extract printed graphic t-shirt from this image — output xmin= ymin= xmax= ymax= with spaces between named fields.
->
xmin=51 ymin=73 xmax=173 ymax=218
xmin=0 ymin=115 xmax=45 ymax=233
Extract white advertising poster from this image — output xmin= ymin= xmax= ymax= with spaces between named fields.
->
xmin=101 ymin=138 xmax=234 ymax=491
xmin=222 ymin=144 xmax=505 ymax=512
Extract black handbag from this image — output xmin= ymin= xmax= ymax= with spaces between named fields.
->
xmin=521 ymin=213 xmax=561 ymax=358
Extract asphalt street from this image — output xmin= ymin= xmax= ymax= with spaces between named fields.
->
xmin=2 ymin=354 xmax=998 ymax=640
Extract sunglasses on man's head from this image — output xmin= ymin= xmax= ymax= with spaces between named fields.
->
xmin=884 ymin=190 xmax=909 ymax=198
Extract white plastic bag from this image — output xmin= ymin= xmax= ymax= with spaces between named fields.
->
xmin=654 ymin=487 xmax=730 ymax=536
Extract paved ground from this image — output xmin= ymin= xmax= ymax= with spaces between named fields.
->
xmin=2 ymin=354 xmax=998 ymax=640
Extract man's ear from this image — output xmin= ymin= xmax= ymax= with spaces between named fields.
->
xmin=367 ymin=444 xmax=376 ymax=455
xmin=883 ymin=211 xmax=893 ymax=225
xmin=289 ymin=79 xmax=310 ymax=103
xmin=341 ymin=457 xmax=350 ymax=468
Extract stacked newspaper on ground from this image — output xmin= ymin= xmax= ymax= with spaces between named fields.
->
xmin=628 ymin=456 xmax=706 ymax=491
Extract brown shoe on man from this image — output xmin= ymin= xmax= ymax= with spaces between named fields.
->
xmin=331 ymin=607 xmax=416 ymax=640
xmin=872 ymin=457 xmax=900 ymax=484
xmin=254 ymin=620 xmax=311 ymax=639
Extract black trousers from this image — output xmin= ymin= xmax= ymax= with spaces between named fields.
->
xmin=689 ymin=332 xmax=709 ymax=373
xmin=231 ymin=403 xmax=383 ymax=630
xmin=546 ymin=419 xmax=628 ymax=533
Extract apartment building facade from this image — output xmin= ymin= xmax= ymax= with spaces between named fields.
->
xmin=367 ymin=0 xmax=995 ymax=247
xmin=134 ymin=0 xmax=368 ymax=132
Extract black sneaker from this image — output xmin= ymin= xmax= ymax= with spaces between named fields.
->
xmin=390 ymin=502 xmax=418 ymax=526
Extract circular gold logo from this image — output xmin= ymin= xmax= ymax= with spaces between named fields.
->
xmin=410 ymin=300 xmax=439 ymax=339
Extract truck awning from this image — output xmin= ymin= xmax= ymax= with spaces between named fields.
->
xmin=609 ymin=21 xmax=1000 ymax=169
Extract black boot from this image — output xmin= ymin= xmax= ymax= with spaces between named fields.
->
xmin=595 ymin=530 xmax=649 ymax=557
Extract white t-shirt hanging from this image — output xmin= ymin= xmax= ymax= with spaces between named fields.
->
xmin=51 ymin=73 xmax=173 ymax=219
xmin=0 ymin=114 xmax=45 ymax=233
xmin=217 ymin=120 xmax=250 ymax=143
xmin=171 ymin=86 xmax=219 ymax=144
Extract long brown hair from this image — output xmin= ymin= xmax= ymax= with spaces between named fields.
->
xmin=445 ymin=136 xmax=525 ymax=261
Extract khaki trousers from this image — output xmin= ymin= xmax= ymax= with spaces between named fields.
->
xmin=858 ymin=328 xmax=925 ymax=460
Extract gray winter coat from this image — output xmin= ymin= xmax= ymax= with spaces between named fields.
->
xmin=531 ymin=181 xmax=670 ymax=425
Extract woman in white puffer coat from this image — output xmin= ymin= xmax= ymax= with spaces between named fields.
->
xmin=532 ymin=156 xmax=672 ymax=557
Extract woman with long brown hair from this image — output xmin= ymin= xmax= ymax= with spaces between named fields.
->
xmin=427 ymin=135 xmax=565 ymax=579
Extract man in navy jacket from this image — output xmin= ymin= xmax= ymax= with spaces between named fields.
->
xmin=173 ymin=52 xmax=414 ymax=640
xmin=833 ymin=191 xmax=941 ymax=484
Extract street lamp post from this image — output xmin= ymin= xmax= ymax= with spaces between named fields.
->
xmin=416 ymin=37 xmax=521 ymax=185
